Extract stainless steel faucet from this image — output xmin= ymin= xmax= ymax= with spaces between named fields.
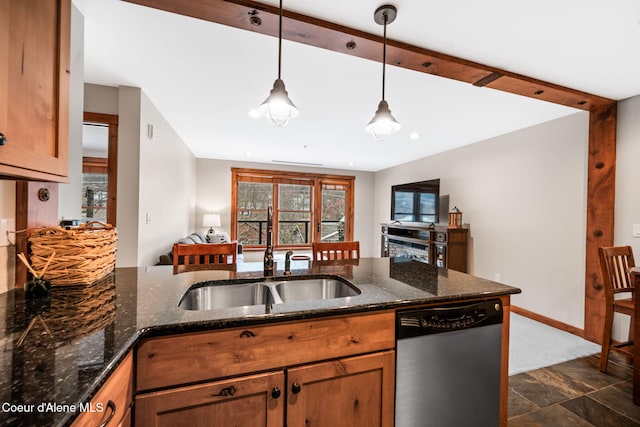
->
xmin=284 ymin=250 xmax=294 ymax=275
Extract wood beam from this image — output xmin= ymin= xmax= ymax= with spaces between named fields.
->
xmin=125 ymin=0 xmax=613 ymax=110
xmin=584 ymin=102 xmax=617 ymax=342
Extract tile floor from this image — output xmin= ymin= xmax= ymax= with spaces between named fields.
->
xmin=508 ymin=353 xmax=640 ymax=426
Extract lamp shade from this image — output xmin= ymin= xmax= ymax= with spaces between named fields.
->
xmin=202 ymin=213 xmax=221 ymax=228
xmin=258 ymin=79 xmax=299 ymax=126
xmin=365 ymin=100 xmax=401 ymax=141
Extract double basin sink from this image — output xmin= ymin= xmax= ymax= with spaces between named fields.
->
xmin=178 ymin=276 xmax=361 ymax=310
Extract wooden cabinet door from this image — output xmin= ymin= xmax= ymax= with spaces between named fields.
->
xmin=136 ymin=371 xmax=285 ymax=427
xmin=72 ymin=352 xmax=133 ymax=427
xmin=0 ymin=0 xmax=69 ymax=181
xmin=287 ymin=350 xmax=395 ymax=427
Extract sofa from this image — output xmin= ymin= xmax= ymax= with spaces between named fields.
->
xmin=156 ymin=232 xmax=243 ymax=265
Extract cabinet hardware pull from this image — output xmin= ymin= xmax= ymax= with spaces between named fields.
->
xmin=98 ymin=400 xmax=116 ymax=427
xmin=213 ymin=385 xmax=237 ymax=397
xmin=239 ymin=330 xmax=256 ymax=338
xmin=291 ymin=383 xmax=301 ymax=394
xmin=271 ymin=387 xmax=281 ymax=399
xmin=0 ymin=133 xmax=6 ymax=146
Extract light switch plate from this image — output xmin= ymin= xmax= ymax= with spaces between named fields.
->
xmin=634 ymin=224 xmax=640 ymax=238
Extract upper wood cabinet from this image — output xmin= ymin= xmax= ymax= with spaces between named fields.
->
xmin=0 ymin=0 xmax=70 ymax=181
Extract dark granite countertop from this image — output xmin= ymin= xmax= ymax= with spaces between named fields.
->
xmin=0 ymin=257 xmax=519 ymax=426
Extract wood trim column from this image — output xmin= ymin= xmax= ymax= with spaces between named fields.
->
xmin=584 ymin=102 xmax=617 ymax=342
xmin=15 ymin=182 xmax=59 ymax=287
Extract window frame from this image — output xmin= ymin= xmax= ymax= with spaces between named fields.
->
xmin=231 ymin=168 xmax=355 ymax=250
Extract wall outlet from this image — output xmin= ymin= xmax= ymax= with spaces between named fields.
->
xmin=0 ymin=218 xmax=16 ymax=246
xmin=494 ymin=273 xmax=501 ymax=282
xmin=633 ymin=224 xmax=640 ymax=238
xmin=145 ymin=212 xmax=152 ymax=224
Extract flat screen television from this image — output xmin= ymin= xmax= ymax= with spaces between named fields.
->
xmin=391 ymin=179 xmax=440 ymax=224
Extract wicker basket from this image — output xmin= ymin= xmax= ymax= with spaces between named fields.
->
xmin=18 ymin=275 xmax=117 ymax=347
xmin=28 ymin=221 xmax=117 ymax=286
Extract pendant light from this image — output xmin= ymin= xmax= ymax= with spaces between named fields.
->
xmin=257 ymin=0 xmax=299 ymax=126
xmin=365 ymin=5 xmax=401 ymax=141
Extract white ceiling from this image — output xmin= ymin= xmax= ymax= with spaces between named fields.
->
xmin=73 ymin=0 xmax=640 ymax=172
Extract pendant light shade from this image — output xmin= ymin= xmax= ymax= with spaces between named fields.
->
xmin=258 ymin=78 xmax=299 ymax=126
xmin=258 ymin=0 xmax=298 ymax=126
xmin=365 ymin=100 xmax=401 ymax=141
xmin=366 ymin=5 xmax=400 ymax=141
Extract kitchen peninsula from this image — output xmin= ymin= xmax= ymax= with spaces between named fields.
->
xmin=0 ymin=258 xmax=519 ymax=426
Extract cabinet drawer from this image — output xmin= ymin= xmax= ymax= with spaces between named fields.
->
xmin=72 ymin=352 xmax=133 ymax=427
xmin=137 ymin=311 xmax=395 ymax=391
xmin=136 ymin=371 xmax=285 ymax=426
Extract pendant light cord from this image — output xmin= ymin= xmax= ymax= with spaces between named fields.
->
xmin=382 ymin=12 xmax=388 ymax=101
xmin=278 ymin=0 xmax=283 ymax=79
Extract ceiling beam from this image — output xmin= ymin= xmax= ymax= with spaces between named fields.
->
xmin=125 ymin=0 xmax=613 ymax=111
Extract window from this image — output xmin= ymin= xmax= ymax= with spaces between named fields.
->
xmin=278 ymin=184 xmax=312 ymax=245
xmin=82 ymin=157 xmax=108 ymax=223
xmin=83 ymin=112 xmax=118 ymax=226
xmin=236 ymin=182 xmax=273 ymax=245
xmin=232 ymin=168 xmax=355 ymax=249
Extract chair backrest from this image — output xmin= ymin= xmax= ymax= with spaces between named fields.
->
xmin=312 ymin=241 xmax=360 ymax=261
xmin=599 ymin=246 xmax=636 ymax=300
xmin=172 ymin=242 xmax=237 ymax=267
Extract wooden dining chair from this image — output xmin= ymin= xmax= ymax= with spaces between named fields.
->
xmin=598 ymin=245 xmax=635 ymax=373
xmin=172 ymin=242 xmax=237 ymax=270
xmin=312 ymin=241 xmax=360 ymax=261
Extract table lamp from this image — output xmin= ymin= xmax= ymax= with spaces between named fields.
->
xmin=203 ymin=213 xmax=221 ymax=240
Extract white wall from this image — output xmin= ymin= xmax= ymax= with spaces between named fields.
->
xmin=58 ymin=4 xmax=84 ymax=222
xmin=83 ymin=84 xmax=195 ymax=267
xmin=616 ymin=95 xmax=640 ymax=254
xmin=0 ymin=182 xmax=15 ymax=294
xmin=612 ymin=94 xmax=640 ymax=339
xmin=84 ymin=84 xmax=118 ymax=115
xmin=195 ymin=159 xmax=376 ymax=258
xmin=137 ymin=91 xmax=196 ymax=267
xmin=375 ymin=112 xmax=590 ymax=329
xmin=113 ymin=86 xmax=142 ymax=267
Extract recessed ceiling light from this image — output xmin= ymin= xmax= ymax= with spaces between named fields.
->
xmin=248 ymin=109 xmax=261 ymax=118
xmin=348 ymin=161 xmax=354 ymax=166
xmin=246 ymin=152 xmax=252 ymax=157
xmin=409 ymin=132 xmax=421 ymax=140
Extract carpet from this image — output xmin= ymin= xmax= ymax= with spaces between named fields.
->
xmin=508 ymin=313 xmax=601 ymax=375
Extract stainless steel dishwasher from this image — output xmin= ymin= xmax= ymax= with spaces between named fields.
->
xmin=395 ymin=299 xmax=503 ymax=427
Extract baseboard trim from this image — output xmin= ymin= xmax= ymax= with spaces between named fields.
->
xmin=511 ymin=305 xmax=587 ymax=340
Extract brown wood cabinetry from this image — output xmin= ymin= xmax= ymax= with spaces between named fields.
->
xmin=287 ymin=350 xmax=395 ymax=427
xmin=0 ymin=0 xmax=70 ymax=181
xmin=135 ymin=312 xmax=396 ymax=427
xmin=136 ymin=371 xmax=285 ymax=427
xmin=136 ymin=311 xmax=395 ymax=391
xmin=72 ymin=351 xmax=134 ymax=427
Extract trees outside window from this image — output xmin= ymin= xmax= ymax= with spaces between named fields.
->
xmin=232 ymin=168 xmax=354 ymax=249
